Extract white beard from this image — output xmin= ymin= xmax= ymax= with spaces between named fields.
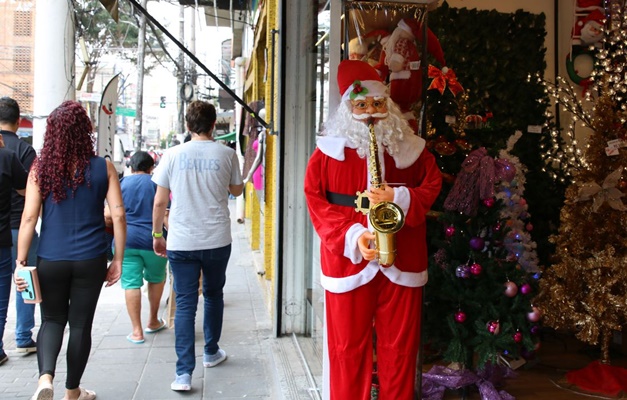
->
xmin=322 ymin=99 xmax=415 ymax=158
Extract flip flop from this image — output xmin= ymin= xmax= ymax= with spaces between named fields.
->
xmin=126 ymin=334 xmax=145 ymax=344
xmin=144 ymin=318 xmax=167 ymax=334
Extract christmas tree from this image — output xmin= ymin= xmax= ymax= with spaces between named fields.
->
xmin=535 ymin=1 xmax=627 ymax=365
xmin=424 ymin=139 xmax=541 ymax=371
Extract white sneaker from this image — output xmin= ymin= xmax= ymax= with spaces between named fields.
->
xmin=203 ymin=349 xmax=227 ymax=367
xmin=170 ymin=373 xmax=191 ymax=391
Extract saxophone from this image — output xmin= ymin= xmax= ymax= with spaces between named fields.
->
xmin=356 ymin=119 xmax=405 ymax=267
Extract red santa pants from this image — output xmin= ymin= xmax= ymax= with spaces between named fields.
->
xmin=325 ymin=272 xmax=422 ymax=400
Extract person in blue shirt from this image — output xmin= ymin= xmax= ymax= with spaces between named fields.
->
xmin=106 ymin=151 xmax=168 ymax=344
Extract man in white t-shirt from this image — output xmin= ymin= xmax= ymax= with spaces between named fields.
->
xmin=151 ymin=100 xmax=243 ymax=392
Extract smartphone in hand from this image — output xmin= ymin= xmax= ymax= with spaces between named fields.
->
xmin=17 ymin=269 xmax=35 ymax=301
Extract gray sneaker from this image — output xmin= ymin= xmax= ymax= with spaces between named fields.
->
xmin=170 ymin=373 xmax=191 ymax=391
xmin=203 ymin=349 xmax=227 ymax=367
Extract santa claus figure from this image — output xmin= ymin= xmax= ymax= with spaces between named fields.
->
xmin=304 ymin=60 xmax=442 ymax=400
xmin=374 ymin=18 xmax=446 ymax=133
xmin=573 ymin=9 xmax=606 ymax=46
xmin=575 ymin=0 xmax=604 ymax=12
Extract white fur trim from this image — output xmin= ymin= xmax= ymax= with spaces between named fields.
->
xmin=341 ymin=80 xmax=388 ymax=102
xmin=392 ymin=134 xmax=425 ymax=169
xmin=344 ymin=223 xmax=369 ymax=264
xmin=390 ymin=70 xmax=411 ymax=80
xmin=316 ymin=136 xmax=349 ymax=160
xmin=393 ymin=186 xmax=411 ymax=215
xmin=397 ymin=19 xmax=413 ymax=36
xmin=402 ymin=111 xmax=416 ymax=121
xmin=320 ymin=262 xmax=428 ymax=293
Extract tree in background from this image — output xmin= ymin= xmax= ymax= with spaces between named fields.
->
xmin=535 ymin=1 xmax=627 ymax=367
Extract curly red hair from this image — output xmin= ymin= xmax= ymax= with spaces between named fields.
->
xmin=36 ymin=100 xmax=96 ymax=203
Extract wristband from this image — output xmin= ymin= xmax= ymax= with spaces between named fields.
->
xmin=152 ymin=231 xmax=163 ymax=238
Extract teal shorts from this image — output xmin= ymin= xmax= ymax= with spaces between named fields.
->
xmin=120 ymin=248 xmax=168 ymax=289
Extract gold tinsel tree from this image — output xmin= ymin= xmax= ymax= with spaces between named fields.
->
xmin=536 ymin=1 xmax=627 ymax=364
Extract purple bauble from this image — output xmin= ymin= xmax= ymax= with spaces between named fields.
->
xmin=455 ymin=311 xmax=467 ymax=323
xmin=469 ymin=237 xmax=485 ymax=251
xmin=470 ymin=263 xmax=482 ymax=275
xmin=482 ymin=197 xmax=495 ymax=207
xmin=513 ymin=332 xmax=523 ymax=343
xmin=486 ymin=320 xmax=500 ymax=335
xmin=520 ymin=283 xmax=532 ymax=295
xmin=445 ymin=225 xmax=456 ymax=238
xmin=455 ymin=265 xmax=470 ymax=279
xmin=530 ymin=325 xmax=540 ymax=335
xmin=527 ymin=306 xmax=542 ymax=322
xmin=504 ymin=281 xmax=518 ymax=297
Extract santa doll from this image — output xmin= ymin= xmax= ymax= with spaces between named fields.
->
xmin=304 ymin=59 xmax=442 ymax=400
xmin=572 ymin=9 xmax=606 ymax=46
xmin=374 ymin=18 xmax=446 ymax=133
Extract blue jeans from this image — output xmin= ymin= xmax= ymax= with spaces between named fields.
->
xmin=0 ymin=247 xmax=13 ymax=352
xmin=168 ymin=244 xmax=231 ymax=376
xmin=11 ymin=229 xmax=39 ymax=347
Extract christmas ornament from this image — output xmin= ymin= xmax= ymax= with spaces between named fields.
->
xmin=504 ymin=281 xmax=518 ymax=297
xmin=455 ymin=311 xmax=467 ymax=323
xmin=530 ymin=325 xmax=540 ymax=335
xmin=520 ymin=283 xmax=532 ymax=295
xmin=493 ymin=222 xmax=502 ymax=232
xmin=470 ymin=263 xmax=482 ymax=275
xmin=486 ymin=320 xmax=500 ymax=335
xmin=482 ymin=197 xmax=495 ymax=207
xmin=513 ymin=331 xmax=523 ymax=343
xmin=469 ymin=237 xmax=485 ymax=251
xmin=527 ymin=306 xmax=542 ymax=322
xmin=526 ymin=222 xmax=533 ymax=231
xmin=445 ymin=225 xmax=456 ymax=238
xmin=455 ymin=265 xmax=470 ymax=279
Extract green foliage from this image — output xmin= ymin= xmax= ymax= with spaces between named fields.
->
xmin=425 ymin=1 xmax=566 ymax=267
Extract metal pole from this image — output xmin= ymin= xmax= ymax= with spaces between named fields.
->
xmin=177 ymin=5 xmax=185 ymax=137
xmin=135 ymin=0 xmax=148 ymax=151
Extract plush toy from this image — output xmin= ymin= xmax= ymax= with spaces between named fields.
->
xmin=348 ymin=37 xmax=368 ymax=61
xmin=572 ymin=9 xmax=605 ymax=46
xmin=575 ymin=0 xmax=604 ymax=12
xmin=374 ymin=18 xmax=446 ymax=133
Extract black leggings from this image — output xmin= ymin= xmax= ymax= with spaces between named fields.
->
xmin=36 ymin=256 xmax=107 ymax=389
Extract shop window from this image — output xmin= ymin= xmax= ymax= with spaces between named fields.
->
xmin=14 ymin=47 xmax=31 ymax=73
xmin=14 ymin=11 xmax=33 ymax=37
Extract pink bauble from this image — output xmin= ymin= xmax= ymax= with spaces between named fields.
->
xmin=520 ymin=283 xmax=532 ymax=295
xmin=493 ymin=222 xmax=502 ymax=232
xmin=469 ymin=237 xmax=485 ymax=251
xmin=445 ymin=225 xmax=456 ymax=238
xmin=504 ymin=281 xmax=518 ymax=297
xmin=455 ymin=311 xmax=467 ymax=323
xmin=486 ymin=320 xmax=500 ymax=335
xmin=527 ymin=306 xmax=542 ymax=322
xmin=534 ymin=341 xmax=541 ymax=351
xmin=519 ymin=198 xmax=527 ymax=206
xmin=513 ymin=332 xmax=523 ymax=343
xmin=470 ymin=263 xmax=482 ymax=275
xmin=482 ymin=197 xmax=495 ymax=207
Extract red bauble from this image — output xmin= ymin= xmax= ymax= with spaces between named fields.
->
xmin=445 ymin=225 xmax=456 ymax=238
xmin=520 ymin=283 xmax=532 ymax=295
xmin=470 ymin=263 xmax=482 ymax=275
xmin=525 ymin=222 xmax=533 ymax=232
xmin=486 ymin=320 xmax=500 ymax=335
xmin=469 ymin=237 xmax=485 ymax=251
xmin=504 ymin=281 xmax=518 ymax=297
xmin=482 ymin=197 xmax=495 ymax=207
xmin=455 ymin=311 xmax=467 ymax=323
xmin=513 ymin=331 xmax=523 ymax=343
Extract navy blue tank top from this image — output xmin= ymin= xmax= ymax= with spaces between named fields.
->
xmin=38 ymin=157 xmax=109 ymax=261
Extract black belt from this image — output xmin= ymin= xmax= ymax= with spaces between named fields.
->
xmin=326 ymin=191 xmax=370 ymax=209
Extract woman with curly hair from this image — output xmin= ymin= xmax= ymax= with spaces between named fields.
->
xmin=14 ymin=100 xmax=126 ymax=400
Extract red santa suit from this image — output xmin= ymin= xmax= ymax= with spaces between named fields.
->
xmin=304 ymin=60 xmax=442 ymax=400
xmin=375 ymin=18 xmax=446 ymax=133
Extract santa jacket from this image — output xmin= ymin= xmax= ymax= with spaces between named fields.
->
xmin=304 ymin=134 xmax=442 ymax=293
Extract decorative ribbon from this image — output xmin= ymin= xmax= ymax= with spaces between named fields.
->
xmin=576 ymin=167 xmax=627 ymax=212
xmin=428 ymin=65 xmax=464 ymax=96
xmin=422 ymin=364 xmax=516 ymax=400
xmin=444 ymin=147 xmax=516 ymax=216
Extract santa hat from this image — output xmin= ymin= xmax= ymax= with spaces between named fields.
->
xmin=399 ymin=18 xmax=447 ymax=68
xmin=338 ymin=59 xmax=388 ymax=101
xmin=348 ymin=37 xmax=367 ymax=58
xmin=575 ymin=9 xmax=606 ymax=35
xmin=575 ymin=0 xmax=604 ymax=12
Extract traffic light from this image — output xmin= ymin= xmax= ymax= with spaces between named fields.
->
xmin=159 ymin=96 xmax=166 ymax=108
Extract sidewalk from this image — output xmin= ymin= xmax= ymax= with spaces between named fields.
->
xmin=0 ymin=202 xmax=312 ymax=399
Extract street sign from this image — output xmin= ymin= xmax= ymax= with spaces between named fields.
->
xmin=116 ymin=107 xmax=136 ymax=118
